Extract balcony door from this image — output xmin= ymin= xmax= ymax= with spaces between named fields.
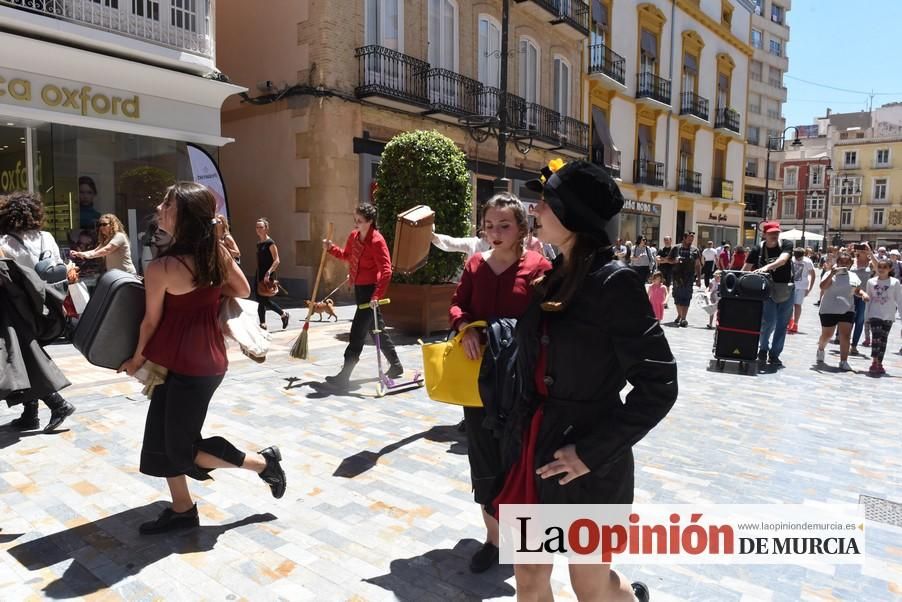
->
xmin=553 ymin=56 xmax=570 ymax=119
xmin=364 ymin=0 xmax=404 ymax=87
xmin=519 ymin=37 xmax=540 ymax=129
xmin=591 ymin=0 xmax=609 ymax=47
xmin=428 ymin=0 xmax=459 ymax=105
xmin=477 ymin=15 xmax=501 ymax=115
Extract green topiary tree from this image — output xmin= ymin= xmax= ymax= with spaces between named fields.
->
xmin=375 ymin=130 xmax=472 ymax=284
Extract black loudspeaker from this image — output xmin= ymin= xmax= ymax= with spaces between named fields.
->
xmin=719 ymin=270 xmax=771 ymax=300
xmin=714 ymin=298 xmax=763 ymax=362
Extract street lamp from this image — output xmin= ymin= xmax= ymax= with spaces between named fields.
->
xmin=803 ymin=158 xmax=832 ymax=249
xmin=764 ymin=126 xmax=803 ymax=225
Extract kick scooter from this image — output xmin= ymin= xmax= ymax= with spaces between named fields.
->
xmin=360 ymin=299 xmax=423 ymax=397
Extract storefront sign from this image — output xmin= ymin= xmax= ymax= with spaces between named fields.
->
xmin=721 ymin=181 xmax=734 ymax=200
xmin=708 ymin=212 xmax=729 ymax=223
xmin=0 ymin=72 xmax=140 ymax=119
xmin=622 ymin=199 xmax=661 ymax=216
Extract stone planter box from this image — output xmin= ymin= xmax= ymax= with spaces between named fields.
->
xmin=380 ymin=282 xmax=456 ymax=336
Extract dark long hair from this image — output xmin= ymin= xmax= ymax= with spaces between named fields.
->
xmin=535 ymin=233 xmax=613 ymax=312
xmin=0 ymin=191 xmax=44 ymax=234
xmin=160 ymin=182 xmax=228 ymax=287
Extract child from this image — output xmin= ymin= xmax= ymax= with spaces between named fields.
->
xmin=648 ymin=271 xmax=668 ymax=321
xmin=707 ymin=270 xmax=723 ymax=329
xmin=865 ymin=258 xmax=902 ymax=375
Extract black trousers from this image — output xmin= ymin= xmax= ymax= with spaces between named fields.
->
xmin=345 ymin=284 xmax=399 ymax=364
xmin=463 ymin=406 xmax=503 ymax=504
xmin=255 ymin=284 xmax=284 ymax=325
xmin=703 ymin=260 xmax=715 ymax=288
xmin=140 ymin=372 xmax=246 ymax=480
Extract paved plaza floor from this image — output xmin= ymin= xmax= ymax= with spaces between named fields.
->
xmin=1 ymin=293 xmax=900 ymax=601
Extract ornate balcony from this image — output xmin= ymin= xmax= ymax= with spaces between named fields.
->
xmin=635 ymin=160 xmax=665 ymax=187
xmin=525 ymin=102 xmax=562 ymax=148
xmin=679 ymin=92 xmax=709 ymax=123
xmin=712 ymin=178 xmax=734 ymax=200
xmin=588 ymin=42 xmax=625 ymax=87
xmin=0 ymin=0 xmax=213 ymax=57
xmin=714 ymin=107 xmax=741 ymax=134
xmin=591 ymin=145 xmax=621 ymax=179
xmin=355 ymin=45 xmax=429 ymax=111
xmin=513 ymin=0 xmax=590 ymax=38
xmin=558 ymin=116 xmax=589 ymax=157
xmin=423 ymin=68 xmax=481 ymax=122
xmin=679 ymin=169 xmax=702 ymax=194
xmin=636 ymin=72 xmax=671 ymax=107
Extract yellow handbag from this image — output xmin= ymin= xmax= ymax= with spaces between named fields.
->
xmin=421 ymin=321 xmax=487 ymax=407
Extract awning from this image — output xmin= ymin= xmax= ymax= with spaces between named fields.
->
xmin=592 ymin=0 xmax=608 ymax=27
xmin=592 ymin=106 xmax=619 ymax=168
xmin=640 ymin=30 xmax=657 ymax=59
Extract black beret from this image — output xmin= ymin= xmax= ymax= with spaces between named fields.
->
xmin=542 ymin=160 xmax=624 ymax=238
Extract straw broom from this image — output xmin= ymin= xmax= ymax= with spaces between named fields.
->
xmin=290 ymin=223 xmax=334 ymax=359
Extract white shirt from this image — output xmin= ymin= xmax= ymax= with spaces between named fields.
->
xmin=819 ymin=271 xmax=861 ymax=315
xmin=431 ymin=233 xmax=490 ymax=259
xmin=865 ymin=277 xmax=902 ymax=321
xmin=0 ymin=230 xmax=62 ymax=270
xmin=702 ymin=247 xmax=719 ymax=262
xmin=791 ymin=257 xmax=815 ymax=289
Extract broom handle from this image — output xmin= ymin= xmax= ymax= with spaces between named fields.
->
xmin=304 ymin=222 xmax=334 ymax=323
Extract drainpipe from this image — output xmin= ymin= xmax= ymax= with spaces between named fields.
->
xmin=663 ymin=0 xmax=676 ymax=190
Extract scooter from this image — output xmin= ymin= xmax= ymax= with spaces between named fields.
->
xmin=360 ymin=299 xmax=423 ymax=397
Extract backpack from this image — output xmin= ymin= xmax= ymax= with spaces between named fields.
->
xmin=477 ymin=318 xmax=520 ymax=438
xmin=6 ymin=232 xmax=69 ymax=285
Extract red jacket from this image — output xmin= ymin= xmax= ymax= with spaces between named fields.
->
xmin=328 ymin=227 xmax=392 ymax=300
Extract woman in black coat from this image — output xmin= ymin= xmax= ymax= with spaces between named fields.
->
xmin=494 ymin=160 xmax=678 ymax=601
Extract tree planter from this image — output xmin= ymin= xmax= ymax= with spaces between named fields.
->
xmin=381 ymin=282 xmax=456 ymax=336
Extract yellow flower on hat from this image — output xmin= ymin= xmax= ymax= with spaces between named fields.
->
xmin=548 ymin=158 xmax=566 ymax=173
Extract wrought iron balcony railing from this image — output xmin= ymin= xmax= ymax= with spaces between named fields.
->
xmin=475 ymin=87 xmax=529 ymax=129
xmin=588 ymin=42 xmax=625 ymax=85
xmin=714 ymin=107 xmax=741 ymax=133
xmin=525 ymin=102 xmax=562 ymax=145
xmin=425 ymin=68 xmax=481 ymax=116
xmin=679 ymin=169 xmax=702 ymax=194
xmin=680 ymin=92 xmax=709 ymax=122
xmin=355 ymin=45 xmax=429 ymax=107
xmin=515 ymin=0 xmax=590 ymax=35
xmin=636 ymin=72 xmax=671 ymax=105
xmin=558 ymin=116 xmax=589 ymax=155
xmin=1 ymin=0 xmax=213 ymax=57
xmin=591 ymin=145 xmax=621 ymax=179
xmin=635 ymin=160 xmax=665 ymax=187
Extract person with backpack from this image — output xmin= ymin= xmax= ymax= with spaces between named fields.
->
xmin=0 ymin=191 xmax=77 ymax=432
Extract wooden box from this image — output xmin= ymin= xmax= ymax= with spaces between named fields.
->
xmin=392 ymin=205 xmax=435 ymax=275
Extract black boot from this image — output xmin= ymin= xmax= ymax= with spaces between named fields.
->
xmin=382 ymin=348 xmax=404 ymax=379
xmin=44 ymin=394 xmax=76 ymax=433
xmin=11 ymin=400 xmax=39 ymax=431
xmin=325 ymin=358 xmax=358 ymax=389
xmin=258 ymin=446 xmax=287 ymax=499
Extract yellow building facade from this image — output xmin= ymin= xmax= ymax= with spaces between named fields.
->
xmin=830 ymin=136 xmax=902 ymax=247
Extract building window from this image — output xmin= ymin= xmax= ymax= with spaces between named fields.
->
xmin=365 ymin=0 xmax=403 ymax=51
xmin=806 ymin=194 xmax=824 ymax=220
xmin=876 ymin=148 xmax=890 ymax=166
xmin=768 ymin=67 xmax=782 ymax=88
xmin=874 ymin=178 xmax=888 ymax=201
xmin=93 ymin=0 xmax=119 ymax=7
xmin=750 ymin=60 xmax=763 ymax=82
xmin=784 ymin=167 xmax=797 ymax=188
xmin=834 ymin=176 xmax=863 ymax=204
xmin=747 ymin=126 xmax=760 ymax=146
xmin=753 ymin=0 xmax=763 ymax=15
xmin=769 ymin=39 xmax=782 ymax=57
xmin=782 ymin=195 xmax=796 ymax=219
xmin=639 ymin=29 xmax=658 ymax=75
xmin=749 ymin=94 xmax=761 ymax=114
xmin=841 ymin=209 xmax=852 ymax=227
xmin=477 ymin=15 xmax=502 ymax=88
xmin=751 ymin=29 xmax=763 ymax=49
xmin=553 ymin=56 xmax=571 ymax=118
xmin=771 ymin=3 xmax=784 ymax=24
xmin=428 ymin=0 xmax=458 ymax=70
xmin=873 ymin=208 xmax=885 ymax=226
xmin=745 ymin=158 xmax=758 ymax=177
xmin=133 ymin=0 xmax=160 ymax=20
xmin=170 ymin=0 xmax=196 ymax=32
xmin=767 ymin=129 xmax=782 ymax=150
xmin=767 ymin=99 xmax=781 ymax=120
xmin=810 ymin=165 xmax=823 ymax=187
xmin=519 ymin=37 xmax=540 ymax=124
xmin=844 ymin=150 xmax=858 ymax=167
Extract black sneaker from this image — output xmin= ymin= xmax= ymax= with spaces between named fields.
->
xmin=632 ymin=581 xmax=650 ymax=602
xmin=757 ymin=349 xmax=768 ymax=363
xmin=768 ymin=355 xmax=784 ymax=367
xmin=44 ymin=401 xmax=76 ymax=432
xmin=259 ymin=446 xmax=287 ymax=499
xmin=469 ymin=542 xmax=498 ymax=573
xmin=139 ymin=504 xmax=199 ymax=535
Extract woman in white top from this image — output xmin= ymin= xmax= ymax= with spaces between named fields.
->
xmin=630 ymin=235 xmax=655 ymax=283
xmin=70 ymin=213 xmax=136 ymax=274
xmin=0 ymin=191 xmax=77 ymax=432
xmin=816 ymin=250 xmax=869 ymax=372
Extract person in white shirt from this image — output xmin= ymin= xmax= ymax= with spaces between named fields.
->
xmin=788 ymin=248 xmax=816 ymax=333
xmin=864 ymin=258 xmax=902 ymax=375
xmin=0 ymin=191 xmax=77 ymax=432
xmin=816 ymin=251 xmax=868 ymax=371
xmin=701 ymin=241 xmax=719 ymax=288
xmin=431 ymin=228 xmax=490 ymax=259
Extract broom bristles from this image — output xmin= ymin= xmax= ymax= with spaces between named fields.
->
xmin=289 ymin=322 xmax=310 ymax=359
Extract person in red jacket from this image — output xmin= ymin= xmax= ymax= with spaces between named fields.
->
xmin=322 ymin=203 xmax=402 ymax=388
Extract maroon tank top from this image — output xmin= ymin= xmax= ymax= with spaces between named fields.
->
xmin=143 ymin=286 xmax=228 ymax=376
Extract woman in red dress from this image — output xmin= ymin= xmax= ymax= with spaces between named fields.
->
xmin=120 ymin=182 xmax=286 ymax=535
xmin=449 ymin=193 xmax=551 ymax=573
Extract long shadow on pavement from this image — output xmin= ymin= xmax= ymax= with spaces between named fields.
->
xmin=334 ymin=424 xmax=467 ymax=479
xmin=0 ymin=424 xmax=46 ymax=450
xmin=365 ymin=538 xmax=514 ymax=601
xmin=7 ymin=502 xmax=276 ymax=599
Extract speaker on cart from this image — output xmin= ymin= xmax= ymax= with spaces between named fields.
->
xmin=719 ymin=271 xmax=771 ymax=300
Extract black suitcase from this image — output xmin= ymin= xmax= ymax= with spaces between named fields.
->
xmin=713 ymin=297 xmax=762 ymax=369
xmin=73 ymin=270 xmax=145 ymax=370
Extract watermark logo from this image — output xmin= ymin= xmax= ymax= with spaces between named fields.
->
xmin=499 ymin=504 xmax=865 ymax=565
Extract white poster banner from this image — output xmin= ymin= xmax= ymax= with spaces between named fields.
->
xmin=187 ymin=144 xmax=229 ymax=219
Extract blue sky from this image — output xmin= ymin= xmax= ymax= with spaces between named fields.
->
xmin=783 ymin=0 xmax=902 ymax=128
